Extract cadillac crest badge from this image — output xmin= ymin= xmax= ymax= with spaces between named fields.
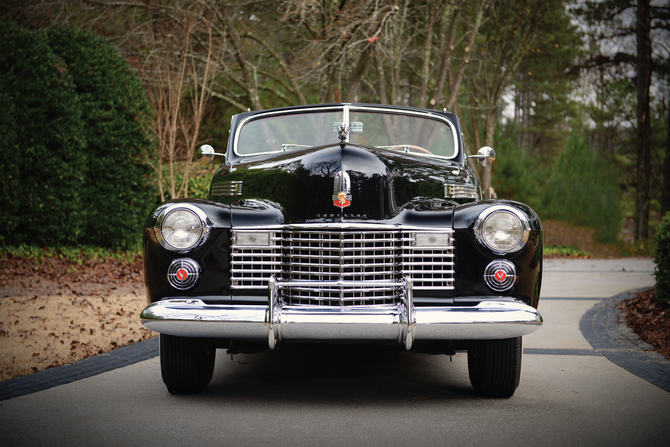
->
xmin=333 ymin=171 xmax=352 ymax=209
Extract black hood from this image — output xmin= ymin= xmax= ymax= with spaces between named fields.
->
xmin=210 ymin=144 xmax=477 ymax=225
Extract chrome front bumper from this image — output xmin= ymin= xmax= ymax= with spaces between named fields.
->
xmin=140 ymin=277 xmax=542 ymax=350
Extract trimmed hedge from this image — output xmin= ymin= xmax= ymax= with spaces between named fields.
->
xmin=0 ymin=23 xmax=157 ymax=249
xmin=0 ymin=22 xmax=87 ymax=246
xmin=653 ymin=212 xmax=670 ymax=307
xmin=45 ymin=27 xmax=156 ymax=249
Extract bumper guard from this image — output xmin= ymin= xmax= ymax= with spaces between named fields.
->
xmin=141 ymin=276 xmax=542 ymax=350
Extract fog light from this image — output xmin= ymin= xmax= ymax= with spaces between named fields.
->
xmin=167 ymin=258 xmax=200 ymax=290
xmin=484 ymin=260 xmax=516 ymax=292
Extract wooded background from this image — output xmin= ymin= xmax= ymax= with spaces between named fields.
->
xmin=1 ymin=0 xmax=668 ymax=249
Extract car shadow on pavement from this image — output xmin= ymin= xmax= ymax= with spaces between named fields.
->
xmin=201 ymin=345 xmax=481 ymax=404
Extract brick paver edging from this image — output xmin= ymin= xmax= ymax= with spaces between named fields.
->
xmin=0 ymin=336 xmax=159 ymax=401
xmin=580 ymin=288 xmax=670 ymax=392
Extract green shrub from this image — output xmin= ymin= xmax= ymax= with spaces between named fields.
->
xmin=491 ymin=136 xmax=547 ymax=212
xmin=653 ymin=212 xmax=670 ymax=307
xmin=542 ymin=135 xmax=621 ymax=243
xmin=0 ymin=22 xmax=87 ymax=246
xmin=46 ymin=27 xmax=157 ymax=249
xmin=0 ymin=23 xmax=157 ymax=249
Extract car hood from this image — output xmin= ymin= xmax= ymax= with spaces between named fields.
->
xmin=210 ymin=144 xmax=477 ymax=225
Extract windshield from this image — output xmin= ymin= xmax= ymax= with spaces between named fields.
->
xmin=235 ymin=106 xmax=457 ymax=158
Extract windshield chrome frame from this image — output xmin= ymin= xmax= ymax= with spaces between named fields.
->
xmin=232 ymin=104 xmax=459 ymax=160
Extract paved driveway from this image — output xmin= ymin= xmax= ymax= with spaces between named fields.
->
xmin=1 ymin=258 xmax=668 ymax=447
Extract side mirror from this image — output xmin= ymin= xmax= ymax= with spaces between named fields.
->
xmin=467 ymin=146 xmax=496 ymax=167
xmin=197 ymin=144 xmax=224 ymax=164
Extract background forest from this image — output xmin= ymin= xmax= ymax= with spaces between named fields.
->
xmin=1 ymin=0 xmax=669 ymax=254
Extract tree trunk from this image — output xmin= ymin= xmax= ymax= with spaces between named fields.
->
xmin=663 ymin=98 xmax=670 ymax=217
xmin=634 ymin=0 xmax=652 ymax=241
xmin=417 ymin=2 xmax=436 ymax=109
xmin=375 ymin=47 xmax=389 ymax=104
xmin=482 ymin=111 xmax=497 ymax=199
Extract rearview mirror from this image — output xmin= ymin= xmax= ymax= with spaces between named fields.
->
xmin=467 ymin=146 xmax=496 ymax=167
xmin=197 ymin=145 xmax=224 ymax=164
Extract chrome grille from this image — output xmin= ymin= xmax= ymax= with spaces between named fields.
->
xmin=402 ymin=231 xmax=455 ymax=290
xmin=285 ymin=229 xmax=399 ymax=305
xmin=230 ymin=230 xmax=282 ymax=289
xmin=230 ymin=226 xmax=455 ymax=305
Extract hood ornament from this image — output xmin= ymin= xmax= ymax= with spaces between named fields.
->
xmin=333 ymin=121 xmax=363 ymax=148
xmin=332 ymin=171 xmax=352 ymax=209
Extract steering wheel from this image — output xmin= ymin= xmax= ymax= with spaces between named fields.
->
xmin=387 ymin=144 xmax=433 ymax=155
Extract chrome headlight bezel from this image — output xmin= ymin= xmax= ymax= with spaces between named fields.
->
xmin=474 ymin=205 xmax=531 ymax=254
xmin=154 ymin=204 xmax=211 ymax=252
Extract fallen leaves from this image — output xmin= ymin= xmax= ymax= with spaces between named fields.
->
xmin=0 ymin=254 xmax=154 ymax=381
xmin=621 ymin=289 xmax=670 ymax=360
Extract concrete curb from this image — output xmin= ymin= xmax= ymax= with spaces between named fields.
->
xmin=580 ymin=288 xmax=670 ymax=392
xmin=0 ymin=336 xmax=159 ymax=401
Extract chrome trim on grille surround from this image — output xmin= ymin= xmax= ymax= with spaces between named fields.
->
xmin=230 ymin=229 xmax=283 ymax=289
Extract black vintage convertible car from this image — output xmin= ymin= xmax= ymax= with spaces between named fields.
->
xmin=141 ymin=103 xmax=543 ymax=397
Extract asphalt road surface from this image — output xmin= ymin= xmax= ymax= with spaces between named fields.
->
xmin=1 ymin=258 xmax=668 ymax=447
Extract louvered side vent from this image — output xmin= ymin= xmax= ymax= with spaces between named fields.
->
xmin=210 ymin=181 xmax=243 ymax=196
xmin=444 ymin=183 xmax=479 ymax=199
xmin=401 ymin=230 xmax=455 ymax=290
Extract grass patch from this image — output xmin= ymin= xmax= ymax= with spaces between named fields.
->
xmin=0 ymin=244 xmax=142 ymax=265
xmin=544 ymin=245 xmax=595 ymax=258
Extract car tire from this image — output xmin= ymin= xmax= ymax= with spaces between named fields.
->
xmin=467 ymin=337 xmax=522 ymax=398
xmin=160 ymin=334 xmax=216 ymax=394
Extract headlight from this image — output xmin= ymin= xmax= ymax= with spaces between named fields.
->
xmin=475 ymin=206 xmax=530 ymax=253
xmin=155 ymin=204 xmax=210 ymax=252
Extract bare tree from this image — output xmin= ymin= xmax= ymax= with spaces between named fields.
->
xmin=138 ymin=2 xmax=223 ymax=200
xmin=465 ymin=0 xmax=552 ymax=197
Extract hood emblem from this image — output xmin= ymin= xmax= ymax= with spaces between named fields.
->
xmin=332 ymin=171 xmax=352 ymax=209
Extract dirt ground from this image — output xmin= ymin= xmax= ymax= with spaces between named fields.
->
xmin=0 ymin=255 xmax=153 ymax=381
